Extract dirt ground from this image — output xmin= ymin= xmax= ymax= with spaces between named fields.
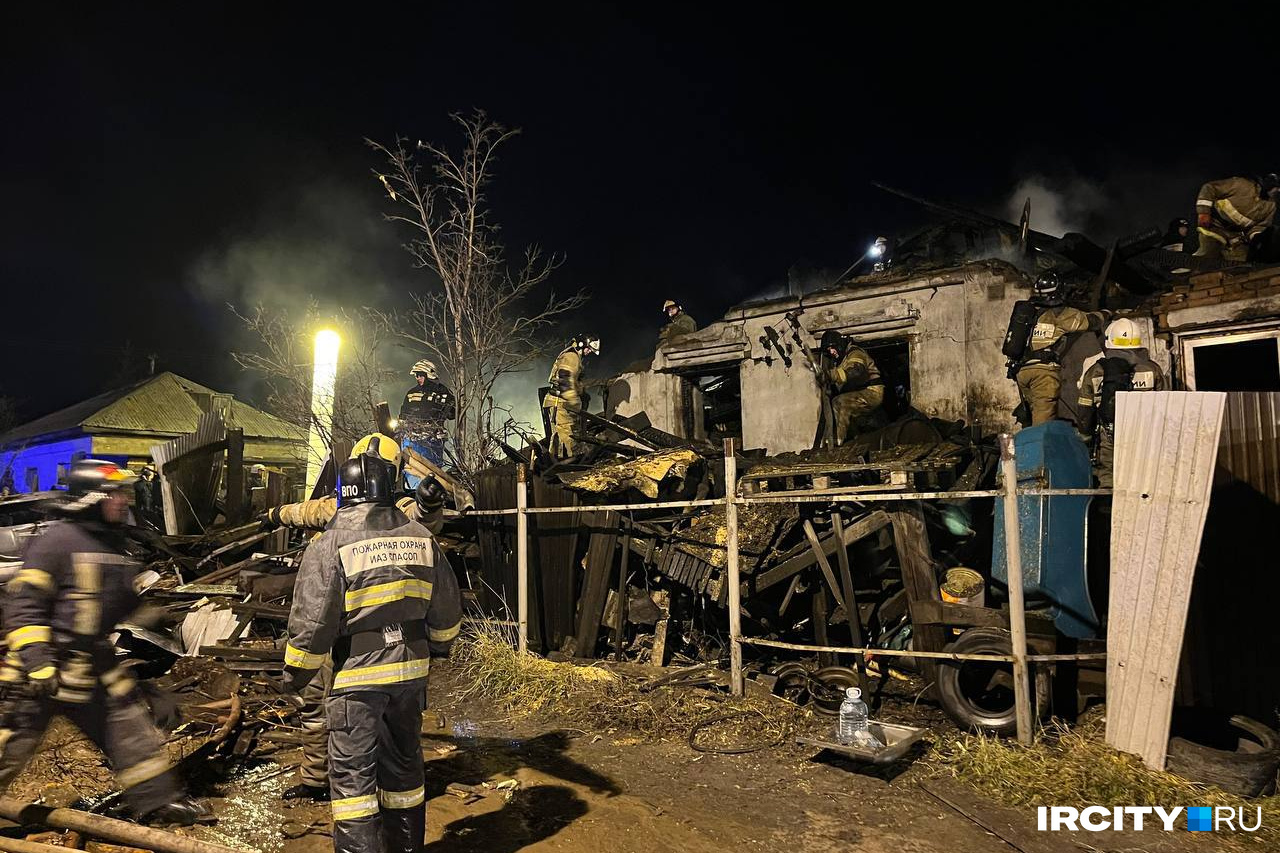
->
xmin=5 ymin=661 xmax=1224 ymax=853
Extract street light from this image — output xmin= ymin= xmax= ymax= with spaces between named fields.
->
xmin=305 ymin=329 xmax=341 ymax=495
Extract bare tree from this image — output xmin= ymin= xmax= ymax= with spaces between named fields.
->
xmin=367 ymin=111 xmax=585 ymax=482
xmin=230 ymin=303 xmax=397 ymax=467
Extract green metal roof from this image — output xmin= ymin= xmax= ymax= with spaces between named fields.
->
xmin=1 ymin=373 xmax=305 ymax=447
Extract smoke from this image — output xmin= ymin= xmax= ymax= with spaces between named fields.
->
xmin=1004 ymin=175 xmax=1106 ymax=238
xmin=1002 ymin=158 xmax=1228 ymax=242
xmin=186 ymin=180 xmax=411 ymax=314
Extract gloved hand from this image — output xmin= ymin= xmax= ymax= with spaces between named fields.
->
xmin=27 ymin=665 xmax=58 ymax=699
xmin=1197 ymin=210 xmax=1212 ymax=229
xmin=416 ymin=475 xmax=447 ymax=512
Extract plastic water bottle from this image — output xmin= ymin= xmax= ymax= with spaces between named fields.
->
xmin=836 ymin=687 xmax=883 ymax=749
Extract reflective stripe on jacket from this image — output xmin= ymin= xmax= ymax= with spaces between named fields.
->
xmin=284 ymin=504 xmax=462 ymax=693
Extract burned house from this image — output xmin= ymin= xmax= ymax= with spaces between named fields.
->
xmin=611 ymin=259 xmax=1033 ymax=449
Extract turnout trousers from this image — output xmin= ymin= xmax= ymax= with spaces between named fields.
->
xmin=1015 ymin=363 xmax=1062 ymax=426
xmin=831 ymin=386 xmax=884 ymax=444
xmin=297 ymin=656 xmax=334 ymax=788
xmin=0 ymin=689 xmax=179 ymax=816
xmin=543 ymin=399 xmax=580 ymax=459
xmin=328 ymin=686 xmax=427 ymax=853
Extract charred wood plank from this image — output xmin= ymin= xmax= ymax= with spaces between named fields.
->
xmin=801 ymin=520 xmax=846 ymax=613
xmin=573 ymin=510 xmax=620 ymax=657
xmin=752 ymin=511 xmax=890 ymax=595
xmin=890 ymin=504 xmax=946 ymax=689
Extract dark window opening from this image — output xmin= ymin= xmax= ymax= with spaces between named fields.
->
xmin=859 ymin=338 xmax=912 ymax=420
xmin=1191 ymin=338 xmax=1280 ymax=391
xmin=684 ymin=368 xmax=741 ymax=443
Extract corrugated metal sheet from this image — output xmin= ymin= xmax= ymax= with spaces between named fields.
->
xmin=1175 ymin=393 xmax=1280 ymax=722
xmin=152 ymin=410 xmax=228 ymax=536
xmin=1106 ymin=391 xmax=1225 ymax=770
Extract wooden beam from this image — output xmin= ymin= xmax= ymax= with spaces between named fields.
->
xmin=225 ymin=428 xmax=245 ymax=526
xmin=830 ymin=511 xmax=867 ymax=686
xmin=573 ymin=510 xmax=621 ymax=657
xmin=801 ymin=519 xmax=846 ymax=612
xmin=889 ymin=504 xmax=946 ymax=690
xmin=753 ymin=511 xmax=889 ymax=594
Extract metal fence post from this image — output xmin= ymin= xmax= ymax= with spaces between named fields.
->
xmin=724 ymin=438 xmax=744 ymax=696
xmin=516 ymin=464 xmax=529 ymax=655
xmin=998 ymin=433 xmax=1033 ymax=745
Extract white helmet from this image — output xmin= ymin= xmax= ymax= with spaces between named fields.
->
xmin=1105 ymin=318 xmax=1142 ymax=350
xmin=410 ymin=359 xmax=438 ymax=379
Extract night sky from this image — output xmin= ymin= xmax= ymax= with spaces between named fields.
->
xmin=3 ymin=5 xmax=1275 ymax=424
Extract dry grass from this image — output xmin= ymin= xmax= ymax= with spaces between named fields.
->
xmin=930 ymin=717 xmax=1280 ymax=849
xmin=452 ymin=624 xmax=621 ymax=714
xmin=451 ymin=623 xmax=804 ymax=751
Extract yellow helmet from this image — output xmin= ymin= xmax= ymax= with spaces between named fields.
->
xmin=662 ymin=299 xmax=679 ymax=313
xmin=350 ymin=433 xmax=401 ymax=468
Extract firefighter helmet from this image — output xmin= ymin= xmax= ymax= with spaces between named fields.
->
xmin=662 ymin=299 xmax=680 ymax=313
xmin=571 ymin=335 xmax=601 ymax=356
xmin=1261 ymin=173 xmax=1280 ymax=196
xmin=350 ymin=433 xmax=401 ymax=468
xmin=65 ymin=459 xmax=137 ymax=495
xmin=59 ymin=459 xmax=138 ymax=514
xmin=820 ymin=329 xmax=845 ymax=355
xmin=1105 ymin=318 xmax=1143 ymax=350
xmin=409 ymin=359 xmax=438 ymax=380
xmin=1032 ymin=271 xmax=1062 ymax=298
xmin=337 ymin=437 xmax=397 ymax=508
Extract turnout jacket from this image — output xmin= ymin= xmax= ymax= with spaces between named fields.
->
xmin=1021 ymin=305 xmax=1105 ymax=366
xmin=658 ymin=312 xmax=697 ymax=346
xmin=827 ymin=345 xmax=881 ymax=394
xmin=544 ymin=348 xmax=583 ymax=408
xmin=399 ymin=380 xmax=456 ymax=426
xmin=284 ymin=504 xmax=461 ymax=693
xmin=267 ymin=495 xmax=442 ymax=535
xmin=3 ymin=519 xmax=144 ymax=695
xmin=1197 ymin=177 xmax=1277 ymax=240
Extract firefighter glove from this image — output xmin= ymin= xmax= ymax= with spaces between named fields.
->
xmin=28 ymin=666 xmax=58 ymax=698
xmin=416 ymin=475 xmax=447 ymax=513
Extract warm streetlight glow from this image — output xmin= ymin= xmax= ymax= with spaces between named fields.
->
xmin=305 ymin=329 xmax=341 ymax=494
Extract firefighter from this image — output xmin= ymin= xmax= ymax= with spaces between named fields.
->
xmin=0 ymin=460 xmax=207 ymax=824
xmin=1160 ymin=217 xmax=1191 ymax=252
xmin=1076 ymin=319 xmax=1166 ymax=488
xmin=283 ymin=439 xmax=461 ymax=853
xmin=1007 ymin=272 xmax=1107 ymax=426
xmin=398 ymin=359 xmax=457 ymax=474
xmin=265 ymin=435 xmax=447 ymax=534
xmin=133 ymin=467 xmax=156 ymax=528
xmin=1193 ymin=174 xmax=1278 ymax=261
xmin=658 ymin=300 xmax=697 ymax=346
xmin=821 ymin=330 xmax=884 ymax=444
xmin=271 ymin=436 xmax=447 ymax=803
xmin=542 ymin=335 xmax=600 ymax=459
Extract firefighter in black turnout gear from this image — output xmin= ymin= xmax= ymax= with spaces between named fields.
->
xmin=399 ymin=359 xmax=457 ymax=471
xmin=284 ymin=438 xmax=462 ymax=853
xmin=0 ymin=460 xmax=206 ymax=824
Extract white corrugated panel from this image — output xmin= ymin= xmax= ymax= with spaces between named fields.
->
xmin=1106 ymin=391 xmax=1225 ymax=770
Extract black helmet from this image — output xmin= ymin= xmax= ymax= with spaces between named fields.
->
xmin=337 ymin=437 xmax=397 ymax=508
xmin=58 ymin=459 xmax=137 ymax=515
xmin=65 ymin=459 xmax=137 ymax=496
xmin=1260 ymin=173 xmax=1280 ymax=195
xmin=819 ymin=329 xmax=845 ymax=354
xmin=1032 ymin=271 xmax=1063 ymax=299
